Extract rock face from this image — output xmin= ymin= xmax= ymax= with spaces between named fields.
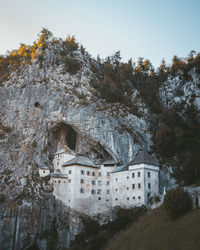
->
xmin=0 ymin=49 xmax=151 ymax=249
xmin=0 ymin=199 xmax=82 ymax=250
xmin=1 ymin=35 xmax=199 ymax=249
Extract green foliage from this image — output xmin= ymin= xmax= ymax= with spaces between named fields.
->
xmin=163 ymin=188 xmax=192 ymax=219
xmin=65 ymin=36 xmax=79 ymax=54
xmin=63 ymin=55 xmax=81 ymax=74
xmin=153 ymin=105 xmax=200 ymax=185
xmin=90 ymin=51 xmax=163 ymax=115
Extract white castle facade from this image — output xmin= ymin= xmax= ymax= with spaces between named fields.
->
xmin=39 ymin=147 xmax=159 ymax=215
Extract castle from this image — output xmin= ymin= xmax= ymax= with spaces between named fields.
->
xmin=39 ymin=146 xmax=159 ymax=215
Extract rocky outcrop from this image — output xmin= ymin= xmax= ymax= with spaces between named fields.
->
xmin=0 ymin=46 xmax=151 ymax=249
xmin=0 ymin=199 xmax=82 ymax=250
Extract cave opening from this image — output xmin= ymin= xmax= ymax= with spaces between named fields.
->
xmin=49 ymin=122 xmax=77 ymax=152
xmin=34 ymin=102 xmax=40 ymax=108
xmin=47 ymin=122 xmax=114 ymax=162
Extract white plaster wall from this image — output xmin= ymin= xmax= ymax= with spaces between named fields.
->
xmin=143 ymin=164 xmax=159 ymax=203
xmin=53 ymin=153 xmax=75 ymax=172
xmin=71 ymin=165 xmax=115 ymax=215
xmin=111 ymin=168 xmax=145 ymax=208
xmin=51 ymin=152 xmax=159 ymax=215
xmin=39 ymin=169 xmax=50 ymax=177
xmin=52 ymin=177 xmax=68 ymax=203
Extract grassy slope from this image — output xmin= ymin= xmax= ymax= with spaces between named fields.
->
xmin=104 ymin=208 xmax=200 ymax=250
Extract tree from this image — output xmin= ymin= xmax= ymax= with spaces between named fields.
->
xmin=153 ymin=105 xmax=200 ymax=186
xmin=163 ymin=188 xmax=192 ymax=219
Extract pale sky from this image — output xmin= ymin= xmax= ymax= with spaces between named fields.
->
xmin=0 ymin=0 xmax=200 ymax=67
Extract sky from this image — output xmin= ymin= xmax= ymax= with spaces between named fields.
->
xmin=0 ymin=0 xmax=200 ymax=68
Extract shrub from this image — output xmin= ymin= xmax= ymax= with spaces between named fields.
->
xmin=163 ymin=188 xmax=192 ymax=219
xmin=0 ymin=194 xmax=5 ymax=202
xmin=63 ymin=56 xmax=81 ymax=74
xmin=31 ymin=140 xmax=37 ymax=148
xmin=154 ymin=195 xmax=161 ymax=203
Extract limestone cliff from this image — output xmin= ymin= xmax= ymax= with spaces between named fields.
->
xmin=0 ymin=31 xmax=199 ymax=249
xmin=0 ymin=34 xmax=151 ymax=249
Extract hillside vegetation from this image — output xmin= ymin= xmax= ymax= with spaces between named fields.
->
xmin=105 ymin=208 xmax=200 ymax=250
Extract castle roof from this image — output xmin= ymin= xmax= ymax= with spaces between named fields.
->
xmin=62 ymin=156 xmax=98 ymax=168
xmin=51 ymin=173 xmax=68 ymax=178
xmin=103 ymin=159 xmax=118 ymax=166
xmin=54 ymin=146 xmax=75 ymax=156
xmin=128 ymin=149 xmax=159 ymax=166
xmin=112 ymin=165 xmax=127 ymax=173
xmin=39 ymin=166 xmax=49 ymax=170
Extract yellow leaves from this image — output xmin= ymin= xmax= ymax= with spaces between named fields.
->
xmin=18 ymin=44 xmax=27 ymax=56
xmin=66 ymin=35 xmax=76 ymax=44
xmin=65 ymin=35 xmax=79 ymax=52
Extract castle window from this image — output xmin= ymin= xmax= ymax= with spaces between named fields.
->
xmin=148 ymin=183 xmax=151 ymax=189
xmin=138 ymin=172 xmax=140 ymax=177
xmin=132 ymin=184 xmax=135 ymax=189
xmin=81 ymin=170 xmax=85 ymax=175
xmin=87 ymin=171 xmax=90 ymax=176
xmin=132 ymin=173 xmax=135 ymax=178
xmin=98 ymin=180 xmax=102 ymax=185
xmin=116 ymin=188 xmax=118 ymax=191
xmin=80 ymin=179 xmax=85 ymax=184
xmin=80 ymin=188 xmax=84 ymax=193
xmin=115 ymin=198 xmax=118 ymax=201
xmin=92 ymin=180 xmax=96 ymax=185
xmin=106 ymin=199 xmax=109 ymax=202
xmin=107 ymin=172 xmax=110 ymax=176
xmin=148 ymin=172 xmax=151 ymax=177
xmin=43 ymin=171 xmax=45 ymax=173
xmin=133 ymin=196 xmax=135 ymax=199
xmin=107 ymin=190 xmax=110 ymax=194
xmin=107 ymin=181 xmax=110 ymax=185
xmin=138 ymin=183 xmax=141 ymax=188
xmin=127 ymin=187 xmax=129 ymax=190
xmin=97 ymin=189 xmax=101 ymax=194
xmin=55 ymin=180 xmax=56 ymax=183
xmin=91 ymin=189 xmax=96 ymax=194
xmin=127 ymin=197 xmax=129 ymax=200
xmin=69 ymin=200 xmax=70 ymax=203
xmin=58 ymin=180 xmax=61 ymax=183
xmin=127 ymin=176 xmax=129 ymax=179
xmin=64 ymin=181 xmax=66 ymax=183
xmin=138 ymin=196 xmax=141 ymax=199
xmin=116 ymin=178 xmax=118 ymax=181
xmin=98 ymin=197 xmax=101 ymax=200
xmin=68 ymin=179 xmax=71 ymax=183
xmin=92 ymin=172 xmax=95 ymax=176
xmin=98 ymin=172 xmax=102 ymax=177
xmin=69 ymin=170 xmax=72 ymax=174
